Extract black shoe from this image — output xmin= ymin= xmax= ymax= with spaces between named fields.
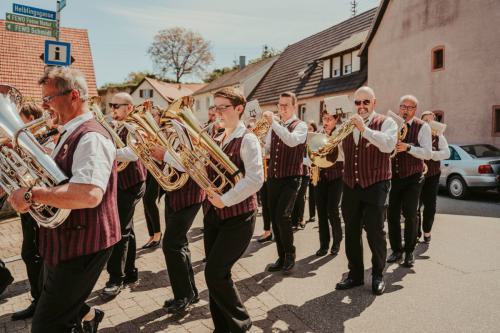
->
xmin=307 ymin=217 xmax=316 ymax=223
xmin=403 ymin=252 xmax=415 ymax=267
xmin=424 ymin=235 xmax=431 ymax=244
xmin=123 ymin=269 xmax=138 ymax=285
xmin=11 ymin=300 xmax=37 ymax=320
xmin=372 ymin=278 xmax=385 ymax=295
xmin=386 ymin=251 xmax=403 ymax=263
xmin=330 ymin=244 xmax=340 ymax=256
xmin=315 ymin=248 xmax=328 ymax=256
xmin=190 ymin=294 xmax=200 ymax=304
xmin=0 ymin=274 xmax=14 ymax=297
xmin=164 ymin=297 xmax=191 ymax=314
xmin=103 ymin=282 xmax=123 ymax=296
xmin=257 ymin=233 xmax=273 ymax=243
xmin=282 ymin=253 xmax=295 ymax=274
xmin=335 ymin=277 xmax=364 ymax=290
xmin=298 ymin=221 xmax=306 ymax=229
xmin=267 ymin=258 xmax=283 ymax=272
xmin=82 ymin=309 xmax=104 ymax=333
xmin=142 ymin=239 xmax=161 ymax=249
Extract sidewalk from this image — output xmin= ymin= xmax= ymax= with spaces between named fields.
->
xmin=1 ymin=202 xmax=499 ymax=332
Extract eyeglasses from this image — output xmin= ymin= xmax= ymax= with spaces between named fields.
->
xmin=108 ymin=103 xmax=129 ymax=109
xmin=277 ymin=103 xmax=291 ymax=109
xmin=399 ymin=104 xmax=416 ymax=111
xmin=214 ymin=104 xmax=233 ymax=112
xmin=354 ymin=99 xmax=371 ymax=106
xmin=42 ymin=89 xmax=73 ymax=103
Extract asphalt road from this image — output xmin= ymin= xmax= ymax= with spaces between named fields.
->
xmin=436 ymin=189 xmax=500 ymax=218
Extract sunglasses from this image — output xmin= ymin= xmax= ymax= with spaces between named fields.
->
xmin=108 ymin=103 xmax=129 ymax=109
xmin=354 ymin=99 xmax=371 ymax=106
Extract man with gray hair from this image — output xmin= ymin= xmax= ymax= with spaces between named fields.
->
xmin=386 ymin=95 xmax=432 ymax=268
xmin=8 ymin=66 xmax=120 ymax=333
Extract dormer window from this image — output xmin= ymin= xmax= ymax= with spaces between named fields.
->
xmin=321 ymin=50 xmax=360 ymax=79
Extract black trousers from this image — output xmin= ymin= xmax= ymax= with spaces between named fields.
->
xmin=308 ymin=182 xmax=316 ymax=219
xmin=0 ymin=259 xmax=13 ymax=292
xmin=341 ymin=181 xmax=389 ymax=280
xmin=107 ymin=182 xmax=145 ymax=284
xmin=31 ymin=248 xmax=112 ymax=333
xmin=268 ymin=177 xmax=301 ymax=259
xmin=388 ymin=173 xmax=424 ymax=254
xmin=20 ymin=213 xmax=43 ymax=301
xmin=418 ymin=174 xmax=440 ymax=235
xmin=143 ymin=172 xmax=162 ymax=236
xmin=291 ymin=176 xmax=309 ymax=226
xmin=204 ymin=209 xmax=255 ymax=333
xmin=259 ymin=182 xmax=271 ymax=231
xmin=163 ymin=203 xmax=201 ymax=301
xmin=316 ymin=177 xmax=343 ymax=250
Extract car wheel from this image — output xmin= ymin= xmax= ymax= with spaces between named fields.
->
xmin=447 ymin=175 xmax=469 ymax=199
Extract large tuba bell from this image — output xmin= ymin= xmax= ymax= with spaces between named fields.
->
xmin=89 ymin=98 xmax=129 ymax=172
xmin=0 ymin=85 xmax=71 ymax=228
xmin=159 ymin=96 xmax=241 ymax=195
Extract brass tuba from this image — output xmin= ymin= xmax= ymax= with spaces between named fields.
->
xmin=89 ymin=98 xmax=128 ymax=172
xmin=387 ymin=110 xmax=408 ymax=158
xmin=124 ymin=100 xmax=189 ymax=191
xmin=0 ymin=85 xmax=71 ymax=228
xmin=159 ymin=97 xmax=241 ymax=195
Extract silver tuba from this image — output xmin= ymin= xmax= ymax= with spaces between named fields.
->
xmin=0 ymin=85 xmax=71 ymax=228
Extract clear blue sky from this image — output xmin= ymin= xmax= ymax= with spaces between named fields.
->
xmin=1 ymin=0 xmax=380 ymax=87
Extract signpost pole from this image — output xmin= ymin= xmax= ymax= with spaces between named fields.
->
xmin=55 ymin=0 xmax=60 ymax=41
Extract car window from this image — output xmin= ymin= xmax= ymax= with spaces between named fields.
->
xmin=448 ymin=147 xmax=461 ymax=160
xmin=460 ymin=144 xmax=500 ymax=158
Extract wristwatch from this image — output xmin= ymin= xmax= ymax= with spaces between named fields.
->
xmin=24 ymin=187 xmax=33 ymax=205
xmin=406 ymin=145 xmax=411 ymax=152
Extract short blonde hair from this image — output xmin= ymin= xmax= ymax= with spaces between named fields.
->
xmin=399 ymin=94 xmax=419 ymax=107
xmin=38 ymin=66 xmax=89 ymax=101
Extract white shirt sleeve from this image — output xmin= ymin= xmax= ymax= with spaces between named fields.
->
xmin=432 ymin=135 xmax=451 ymax=161
xmin=408 ymin=122 xmax=433 ymax=160
xmin=271 ymin=120 xmax=308 ymax=147
xmin=116 ymin=146 xmax=138 ymax=162
xmin=264 ymin=128 xmax=272 ymax=155
xmin=336 ymin=144 xmax=345 ymax=162
xmin=361 ymin=117 xmax=398 ymax=153
xmin=220 ymin=134 xmax=264 ymax=207
xmin=163 ymin=150 xmax=186 ymax=172
xmin=70 ymin=132 xmax=116 ymax=191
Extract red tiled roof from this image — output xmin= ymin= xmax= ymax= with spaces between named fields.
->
xmin=0 ymin=19 xmax=97 ymax=100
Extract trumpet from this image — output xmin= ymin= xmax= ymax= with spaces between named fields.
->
xmin=89 ymin=98 xmax=129 ymax=172
xmin=0 ymin=85 xmax=70 ymax=228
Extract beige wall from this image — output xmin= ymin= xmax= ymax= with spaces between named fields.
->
xmin=367 ymin=0 xmax=500 ymax=145
xmin=130 ymin=81 xmax=169 ymax=110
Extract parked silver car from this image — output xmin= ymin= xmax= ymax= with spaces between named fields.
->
xmin=439 ymin=144 xmax=500 ymax=199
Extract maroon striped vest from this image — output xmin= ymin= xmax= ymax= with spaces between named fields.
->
xmin=39 ymin=119 xmax=121 ymax=266
xmin=166 ymin=177 xmax=205 ymax=212
xmin=320 ymin=161 xmax=344 ymax=182
xmin=203 ymin=132 xmax=257 ymax=219
xmin=393 ymin=118 xmax=425 ymax=178
xmin=425 ymin=136 xmax=441 ymax=178
xmin=268 ymin=119 xmax=306 ymax=178
xmin=117 ymin=127 xmax=147 ymax=190
xmin=343 ymin=114 xmax=392 ymax=189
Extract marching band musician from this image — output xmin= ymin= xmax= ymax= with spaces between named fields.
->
xmin=204 ymin=87 xmax=263 ymax=332
xmin=103 ymin=92 xmax=147 ymax=297
xmin=314 ymin=110 xmax=344 ymax=257
xmin=263 ymin=91 xmax=308 ymax=274
xmin=7 ymin=67 xmax=120 ymax=333
xmin=149 ymin=148 xmax=205 ymax=314
xmin=335 ymin=86 xmax=397 ymax=295
xmin=387 ymin=95 xmax=432 ymax=268
xmin=418 ymin=111 xmax=450 ymax=243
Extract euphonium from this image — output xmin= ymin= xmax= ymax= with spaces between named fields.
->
xmin=387 ymin=111 xmax=408 ymax=158
xmin=89 ymin=98 xmax=128 ymax=172
xmin=250 ymin=117 xmax=272 ymax=180
xmin=0 ymin=85 xmax=71 ymax=228
xmin=124 ymin=101 xmax=189 ymax=191
xmin=159 ymin=96 xmax=241 ymax=195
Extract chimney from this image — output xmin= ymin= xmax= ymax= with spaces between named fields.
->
xmin=239 ymin=56 xmax=246 ymax=70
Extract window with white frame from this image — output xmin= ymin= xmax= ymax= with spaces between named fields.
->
xmin=332 ymin=56 xmax=341 ymax=77
xmin=352 ymin=51 xmax=360 ymax=72
xmin=323 ymin=59 xmax=331 ymax=79
xmin=139 ymin=89 xmax=153 ymax=98
xmin=343 ymin=53 xmax=352 ymax=75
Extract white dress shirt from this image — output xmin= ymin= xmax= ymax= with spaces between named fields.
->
xmin=406 ymin=118 xmax=433 ymax=160
xmin=115 ymin=125 xmax=139 ymax=162
xmin=51 ymin=112 xmax=116 ymax=192
xmin=324 ymin=127 xmax=345 ymax=162
xmin=352 ymin=111 xmax=398 ymax=153
xmin=264 ymin=115 xmax=308 ymax=154
xmin=431 ymin=134 xmax=451 ymax=161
